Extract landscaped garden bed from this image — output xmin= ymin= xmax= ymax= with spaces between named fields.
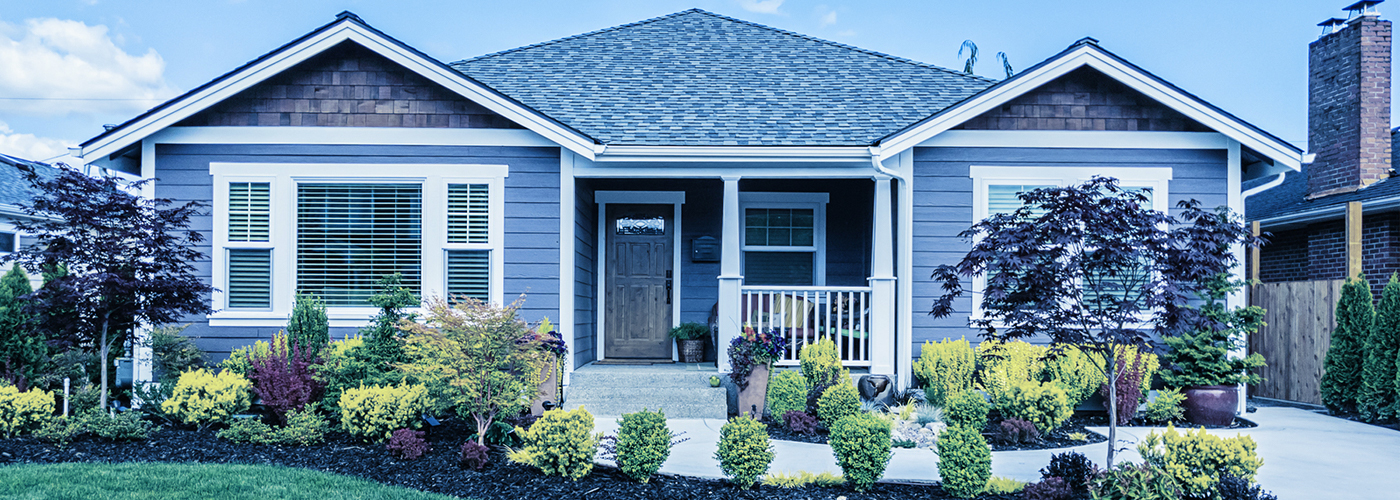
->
xmin=766 ymin=415 xmax=1107 ymax=451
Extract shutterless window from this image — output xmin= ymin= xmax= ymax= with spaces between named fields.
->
xmin=0 ymin=231 xmax=14 ymax=253
xmin=225 ymin=182 xmax=272 ymax=309
xmin=743 ymin=208 xmax=816 ymax=286
xmin=445 ymin=183 xmax=491 ymax=302
xmin=296 ymin=183 xmax=423 ymax=306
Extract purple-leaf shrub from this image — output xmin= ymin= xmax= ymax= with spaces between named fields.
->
xmin=1021 ymin=476 xmax=1072 ymax=500
xmin=996 ymin=418 xmax=1041 ymax=445
xmin=387 ymin=428 xmax=430 ymax=460
xmin=1099 ymin=351 xmax=1146 ymax=426
xmin=783 ymin=410 xmax=818 ymax=435
xmin=459 ymin=440 xmax=490 ymax=470
xmin=247 ymin=335 xmax=323 ymax=425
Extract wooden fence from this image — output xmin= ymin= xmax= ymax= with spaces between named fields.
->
xmin=1248 ymin=279 xmax=1343 ymax=405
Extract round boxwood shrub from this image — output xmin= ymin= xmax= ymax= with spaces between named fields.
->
xmin=615 ymin=409 xmax=672 ymax=483
xmin=937 ymin=423 xmax=991 ymax=498
xmin=766 ymin=369 xmax=808 ymax=422
xmin=829 ymin=412 xmax=893 ymax=492
xmin=513 ymin=406 xmax=599 ymax=481
xmin=714 ymin=414 xmax=774 ymax=489
xmin=337 ymin=383 xmax=430 ymax=442
xmin=999 ymin=381 xmax=1073 ymax=433
xmin=944 ymin=390 xmax=989 ymax=431
xmin=816 ymin=381 xmax=860 ymax=425
xmin=160 ymin=368 xmax=251 ymax=426
xmin=1137 ymin=424 xmax=1263 ymax=498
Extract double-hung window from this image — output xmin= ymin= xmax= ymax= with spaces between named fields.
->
xmin=739 ymin=192 xmax=828 ymax=286
xmin=210 ymin=163 xmax=506 ymax=326
xmin=969 ymin=166 xmax=1172 ymax=320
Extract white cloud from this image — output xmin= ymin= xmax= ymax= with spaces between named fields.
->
xmin=736 ymin=0 xmax=784 ymax=14
xmin=0 ymin=18 xmax=175 ymax=116
xmin=837 ymin=29 xmax=857 ymax=37
xmin=0 ymin=121 xmax=75 ymax=164
xmin=820 ymin=11 xmax=838 ymax=27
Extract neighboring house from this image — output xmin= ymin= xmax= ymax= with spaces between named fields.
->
xmin=76 ymin=9 xmax=1300 ymax=391
xmin=1249 ymin=6 xmax=1400 ymax=297
xmin=0 ymin=154 xmax=61 ymax=287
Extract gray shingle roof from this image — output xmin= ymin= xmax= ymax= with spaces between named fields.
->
xmin=450 ymin=9 xmax=996 ymax=146
xmin=0 ymin=154 xmax=60 ymax=210
xmin=1248 ymin=169 xmax=1400 ymax=222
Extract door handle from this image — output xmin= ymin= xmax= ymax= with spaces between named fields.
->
xmin=666 ymin=280 xmax=672 ymax=304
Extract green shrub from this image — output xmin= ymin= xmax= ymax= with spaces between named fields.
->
xmin=218 ymin=410 xmax=328 ymax=446
xmin=668 ymin=322 xmax=710 ymax=340
xmin=1089 ymin=462 xmax=1181 ymax=500
xmin=976 ymin=340 xmax=1046 ymax=408
xmin=160 ymin=369 xmax=251 ymax=426
xmin=220 ymin=339 xmax=272 ymax=377
xmin=800 ymin=338 xmax=848 ymax=390
xmin=766 ymin=369 xmax=808 ymax=422
xmin=338 ymin=383 xmax=430 ymax=442
xmin=315 ymin=334 xmax=400 ymax=418
xmin=514 ymin=406 xmax=599 ymax=481
xmin=936 ymin=423 xmax=991 ymax=498
xmin=1362 ymin=274 xmax=1400 ymax=421
xmin=1322 ymin=276 xmax=1373 ymax=415
xmin=762 ymin=470 xmax=844 ymax=488
xmin=82 ymin=410 xmax=154 ymax=441
xmin=1041 ymin=344 xmax=1101 ymax=407
xmin=1137 ymin=424 xmax=1263 ymax=498
xmin=615 ymin=409 xmax=671 ymax=483
xmin=984 ymin=476 xmax=1027 ymax=494
xmin=715 ymin=414 xmax=774 ymax=489
xmin=144 ymin=324 xmax=207 ymax=381
xmin=1000 ymin=381 xmax=1073 ymax=433
xmin=0 ymin=384 xmax=54 ymax=438
xmin=914 ymin=338 xmax=975 ymax=407
xmin=829 ymin=412 xmax=892 ymax=492
xmin=286 ymin=292 xmax=330 ymax=359
xmin=0 ymin=264 xmax=43 ymax=386
xmin=1143 ymin=388 xmax=1186 ymax=423
xmin=944 ymin=390 xmax=989 ymax=431
xmin=816 ymin=380 xmax=860 ymax=425
xmin=33 ymin=415 xmax=83 ymax=446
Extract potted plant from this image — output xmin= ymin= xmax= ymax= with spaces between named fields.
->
xmin=728 ymin=324 xmax=788 ymax=418
xmin=521 ymin=318 xmax=568 ymax=416
xmin=670 ymin=322 xmax=710 ymax=363
xmin=1161 ymin=272 xmax=1267 ymax=426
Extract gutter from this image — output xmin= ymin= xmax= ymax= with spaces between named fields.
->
xmin=1242 ymin=172 xmax=1286 ymax=199
xmin=868 ymin=147 xmax=906 ymax=181
xmin=1255 ymin=194 xmax=1400 ymax=227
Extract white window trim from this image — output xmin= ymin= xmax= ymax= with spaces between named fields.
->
xmin=209 ymin=162 xmax=507 ymax=327
xmin=738 ymin=192 xmax=829 ymax=286
xmin=967 ymin=166 xmax=1172 ymax=322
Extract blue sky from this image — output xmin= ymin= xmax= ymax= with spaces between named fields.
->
xmin=0 ymin=0 xmax=1373 ymax=163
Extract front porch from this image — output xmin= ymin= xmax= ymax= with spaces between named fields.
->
xmin=571 ymin=175 xmax=900 ymax=376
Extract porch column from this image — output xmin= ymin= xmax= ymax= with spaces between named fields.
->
xmin=870 ymin=176 xmax=897 ymax=376
xmin=717 ymin=176 xmax=743 ymax=373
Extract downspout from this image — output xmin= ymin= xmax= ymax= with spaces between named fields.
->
xmin=869 ymin=146 xmax=909 ymax=387
xmin=1242 ymin=172 xmax=1287 ymax=199
xmin=868 ymin=146 xmax=905 ymax=182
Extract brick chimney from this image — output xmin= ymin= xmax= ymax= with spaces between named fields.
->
xmin=1308 ymin=3 xmax=1392 ymax=198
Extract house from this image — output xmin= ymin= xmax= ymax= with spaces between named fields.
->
xmin=0 ymin=154 xmax=61 ymax=285
xmin=75 ymin=9 xmax=1300 ymax=400
xmin=1250 ymin=3 xmax=1400 ymax=297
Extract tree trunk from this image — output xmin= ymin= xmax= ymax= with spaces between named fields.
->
xmin=99 ymin=313 xmax=110 ymax=412
xmin=1106 ymin=357 xmax=1117 ymax=468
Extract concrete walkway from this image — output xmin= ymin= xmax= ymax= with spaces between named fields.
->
xmin=592 ymin=406 xmax=1400 ymax=498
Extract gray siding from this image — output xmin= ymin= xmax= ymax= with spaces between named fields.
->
xmin=573 ymin=179 xmax=597 ymax=367
xmin=154 ymin=143 xmax=561 ymax=360
xmin=910 ymin=147 xmax=1229 ymax=350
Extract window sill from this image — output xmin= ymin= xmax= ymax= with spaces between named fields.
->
xmin=209 ymin=307 xmax=423 ymax=329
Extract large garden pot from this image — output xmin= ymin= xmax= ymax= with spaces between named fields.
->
xmin=530 ymin=354 xmax=560 ymax=416
xmin=1183 ymin=385 xmax=1238 ymax=426
xmin=678 ymin=339 xmax=706 ymax=363
xmin=737 ymin=363 xmax=770 ymax=418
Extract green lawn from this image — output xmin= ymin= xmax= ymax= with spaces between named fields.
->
xmin=0 ymin=462 xmax=460 ymax=500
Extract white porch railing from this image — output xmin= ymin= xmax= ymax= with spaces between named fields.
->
xmin=740 ymin=285 xmax=873 ymax=367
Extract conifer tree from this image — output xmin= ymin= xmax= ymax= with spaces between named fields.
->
xmin=286 ymin=292 xmax=329 ymax=359
xmin=0 ymin=263 xmax=44 ymax=385
xmin=1322 ymin=275 xmax=1374 ymax=415
xmin=1361 ymin=274 xmax=1400 ymax=421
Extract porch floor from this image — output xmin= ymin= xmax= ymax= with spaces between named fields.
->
xmin=574 ymin=361 xmax=718 ymax=373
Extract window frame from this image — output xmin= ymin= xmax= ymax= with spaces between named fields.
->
xmin=738 ymin=192 xmax=829 ymax=287
xmin=209 ymin=163 xmax=507 ymax=327
xmin=967 ymin=166 xmax=1172 ymax=322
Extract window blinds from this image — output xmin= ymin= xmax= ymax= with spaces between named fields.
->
xmin=228 ymin=182 xmax=270 ymax=242
xmin=446 ymin=250 xmax=490 ymax=302
xmin=227 ymin=249 xmax=272 ymax=308
xmin=447 ymin=184 xmax=489 ymax=244
xmin=296 ymin=183 xmax=423 ymax=306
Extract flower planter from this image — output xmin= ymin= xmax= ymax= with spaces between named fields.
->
xmin=678 ymin=339 xmax=705 ymax=363
xmin=1183 ymin=385 xmax=1237 ymax=426
xmin=736 ymin=363 xmax=770 ymax=418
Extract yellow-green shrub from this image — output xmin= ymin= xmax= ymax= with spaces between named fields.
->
xmin=715 ymin=414 xmax=774 ymax=489
xmin=762 ymin=470 xmax=844 ymax=488
xmin=999 ymin=381 xmax=1073 ymax=433
xmin=0 ymin=385 xmax=54 ymax=438
xmin=816 ymin=380 xmax=860 ymax=425
xmin=338 ymin=383 xmax=430 ymax=442
xmin=984 ymin=476 xmax=1027 ymax=494
xmin=944 ymin=390 xmax=990 ymax=430
xmin=976 ymin=340 xmax=1046 ymax=408
xmin=829 ymin=412 xmax=893 ymax=492
xmin=766 ymin=369 xmax=808 ymax=421
xmin=914 ymin=338 xmax=975 ymax=407
xmin=615 ymin=408 xmax=671 ymax=483
xmin=514 ymin=406 xmax=599 ymax=481
xmin=800 ymin=338 xmax=847 ymax=389
xmin=160 ymin=369 xmax=251 ymax=426
xmin=937 ymin=423 xmax=991 ymax=498
xmin=1137 ymin=424 xmax=1263 ymax=498
xmin=1041 ymin=344 xmax=1101 ymax=406
xmin=220 ymin=337 xmax=275 ymax=376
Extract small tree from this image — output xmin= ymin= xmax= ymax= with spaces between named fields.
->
xmin=0 ymin=263 xmax=44 ymax=386
xmin=3 ymin=164 xmax=212 ymax=410
xmin=1159 ymin=272 xmax=1266 ymax=389
xmin=400 ymin=296 xmax=545 ymax=445
xmin=931 ymin=177 xmax=1255 ymax=467
xmin=1321 ymin=276 xmax=1373 ymax=415
xmin=362 ymin=273 xmax=417 ymax=366
xmin=286 ymin=292 xmax=330 ymax=359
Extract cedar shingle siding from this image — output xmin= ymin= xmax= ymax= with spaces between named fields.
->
xmin=177 ymin=42 xmax=523 ymax=129
xmin=954 ymin=67 xmax=1211 ymax=132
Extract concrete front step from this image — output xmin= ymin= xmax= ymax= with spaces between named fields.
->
xmin=565 ymin=364 xmax=728 ymax=419
xmin=568 ymin=369 xmax=719 ymax=389
xmin=564 ymin=400 xmax=728 ymax=419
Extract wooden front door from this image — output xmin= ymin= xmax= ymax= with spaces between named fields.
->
xmin=605 ymin=204 xmax=674 ymax=359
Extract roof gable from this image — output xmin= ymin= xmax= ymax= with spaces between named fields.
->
xmin=953 ymin=67 xmax=1213 ymax=132
xmin=452 ymin=9 xmax=995 ymax=146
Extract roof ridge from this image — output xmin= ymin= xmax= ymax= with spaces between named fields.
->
xmin=451 ymin=9 xmax=703 ymax=65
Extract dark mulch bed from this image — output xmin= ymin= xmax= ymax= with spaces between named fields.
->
xmin=765 ymin=415 xmax=1106 ymax=451
xmin=1079 ymin=414 xmax=1258 ymax=430
xmin=0 ymin=417 xmax=1016 ymax=500
xmin=764 ymin=420 xmax=828 ymax=444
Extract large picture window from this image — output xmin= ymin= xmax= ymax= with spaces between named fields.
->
xmin=296 ymin=183 xmax=423 ymax=306
xmin=739 ymin=193 xmax=827 ymax=287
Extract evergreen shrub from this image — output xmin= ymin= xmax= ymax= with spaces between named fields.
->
xmin=286 ymin=292 xmax=330 ymax=358
xmin=615 ymin=409 xmax=671 ymax=483
xmin=816 ymin=380 xmax=860 ymax=425
xmin=1321 ymin=276 xmax=1374 ymax=415
xmin=514 ymin=406 xmax=598 ymax=481
xmin=936 ymin=423 xmax=991 ymax=498
xmin=1137 ymin=424 xmax=1263 ymax=498
xmin=714 ymin=414 xmax=774 ymax=489
xmin=160 ymin=369 xmax=251 ymax=426
xmin=829 ymin=412 xmax=892 ymax=492
xmin=1000 ymin=381 xmax=1073 ymax=433
xmin=1361 ymin=274 xmax=1400 ymax=421
xmin=1143 ymin=388 xmax=1186 ymax=423
xmin=766 ymin=369 xmax=808 ymax=423
xmin=913 ymin=338 xmax=975 ymax=406
xmin=944 ymin=390 xmax=989 ymax=431
xmin=0 ymin=384 xmax=53 ymax=438
xmin=338 ymin=383 xmax=430 ymax=442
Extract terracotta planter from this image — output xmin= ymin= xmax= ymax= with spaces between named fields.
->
xmin=737 ymin=363 xmax=771 ymax=418
xmin=678 ymin=339 xmax=705 ymax=363
xmin=1183 ymin=385 xmax=1238 ymax=426
xmin=531 ymin=354 xmax=560 ymax=416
